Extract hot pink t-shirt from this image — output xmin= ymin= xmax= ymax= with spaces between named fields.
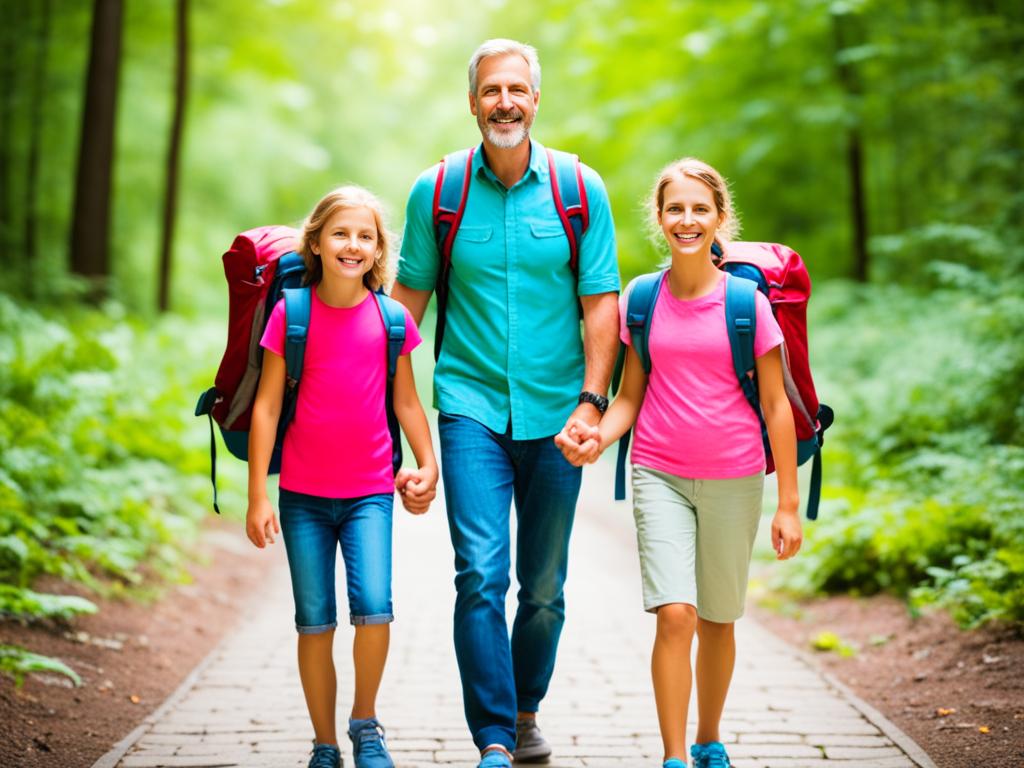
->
xmin=260 ymin=289 xmax=421 ymax=498
xmin=619 ymin=274 xmax=784 ymax=479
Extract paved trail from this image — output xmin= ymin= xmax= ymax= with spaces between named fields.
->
xmin=95 ymin=462 xmax=936 ymax=768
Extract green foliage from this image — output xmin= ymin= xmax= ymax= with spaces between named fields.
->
xmin=778 ymin=266 xmax=1024 ymax=627
xmin=0 ymin=644 xmax=82 ymax=688
xmin=0 ymin=586 xmax=97 ymax=621
xmin=3 ymin=0 xmax=1022 ymax=309
xmin=810 ymin=630 xmax=857 ymax=657
xmin=0 ymin=294 xmax=209 ymax=603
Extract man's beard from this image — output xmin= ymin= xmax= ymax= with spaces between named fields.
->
xmin=478 ymin=107 xmax=534 ymax=149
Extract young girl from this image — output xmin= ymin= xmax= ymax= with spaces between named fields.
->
xmin=246 ymin=185 xmax=438 ymax=768
xmin=556 ymin=159 xmax=802 ymax=768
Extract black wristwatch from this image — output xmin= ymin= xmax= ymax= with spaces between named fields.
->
xmin=578 ymin=390 xmax=609 ymax=414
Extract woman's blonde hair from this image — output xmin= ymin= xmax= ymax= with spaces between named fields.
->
xmin=299 ymin=185 xmax=395 ymax=291
xmin=647 ymin=157 xmax=740 ymax=255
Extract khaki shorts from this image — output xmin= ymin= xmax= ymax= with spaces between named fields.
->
xmin=632 ymin=465 xmax=764 ymax=623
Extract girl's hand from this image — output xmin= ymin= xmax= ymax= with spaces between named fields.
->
xmin=554 ymin=418 xmax=602 ymax=466
xmin=246 ymin=498 xmax=280 ymax=548
xmin=395 ymin=464 xmax=438 ymax=515
xmin=771 ymin=509 xmax=803 ymax=560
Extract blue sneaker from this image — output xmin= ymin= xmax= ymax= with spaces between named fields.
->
xmin=308 ymin=742 xmax=342 ymax=768
xmin=477 ymin=744 xmax=513 ymax=767
xmin=690 ymin=741 xmax=731 ymax=768
xmin=663 ymin=759 xmax=687 ymax=768
xmin=347 ymin=718 xmax=394 ymax=768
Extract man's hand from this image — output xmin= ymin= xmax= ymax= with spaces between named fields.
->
xmin=555 ymin=415 xmax=602 ymax=466
xmin=771 ymin=508 xmax=803 ymax=560
xmin=246 ymin=497 xmax=279 ymax=548
xmin=395 ymin=464 xmax=439 ymax=515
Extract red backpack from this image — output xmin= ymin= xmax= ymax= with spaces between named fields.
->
xmin=718 ymin=241 xmax=830 ymax=466
xmin=194 ymin=225 xmax=306 ymax=511
xmin=615 ymin=240 xmax=834 ymax=518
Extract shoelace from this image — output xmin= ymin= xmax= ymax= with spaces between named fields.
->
xmin=309 ymin=744 xmax=340 ymax=768
xmin=355 ymin=723 xmax=388 ymax=756
xmin=703 ymin=751 xmax=730 ymax=768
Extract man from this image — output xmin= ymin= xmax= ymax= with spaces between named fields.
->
xmin=392 ymin=39 xmax=620 ymax=768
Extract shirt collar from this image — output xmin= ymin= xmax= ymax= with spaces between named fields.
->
xmin=473 ymin=138 xmax=547 ymax=186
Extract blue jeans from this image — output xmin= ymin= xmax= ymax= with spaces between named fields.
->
xmin=278 ymin=488 xmax=394 ymax=633
xmin=438 ymin=413 xmax=582 ymax=751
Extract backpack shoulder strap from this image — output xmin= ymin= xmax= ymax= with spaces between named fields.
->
xmin=724 ymin=273 xmax=759 ymax=413
xmin=374 ymin=292 xmax=407 ymax=380
xmin=546 ymin=148 xmax=589 ymax=275
xmin=375 ymin=290 xmax=407 ymax=476
xmin=282 ymin=286 xmax=312 ymax=385
xmin=625 ymin=270 xmax=666 ymax=374
xmin=431 ymin=147 xmax=474 ymax=361
xmin=613 ymin=270 xmax=665 ymax=502
xmin=432 ymin=148 xmax=475 ymax=266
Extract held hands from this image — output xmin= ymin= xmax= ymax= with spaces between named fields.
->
xmin=395 ymin=464 xmax=438 ymax=515
xmin=246 ymin=497 xmax=280 ymax=548
xmin=554 ymin=416 xmax=603 ymax=467
xmin=771 ymin=507 xmax=803 ymax=560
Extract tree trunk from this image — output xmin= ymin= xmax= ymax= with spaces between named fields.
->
xmin=846 ymin=131 xmax=868 ymax=283
xmin=68 ymin=0 xmax=123 ymax=295
xmin=24 ymin=0 xmax=53 ymax=293
xmin=0 ymin=0 xmax=20 ymax=269
xmin=833 ymin=11 xmax=870 ymax=283
xmin=158 ymin=0 xmax=189 ymax=312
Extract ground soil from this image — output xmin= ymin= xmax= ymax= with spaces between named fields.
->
xmin=0 ymin=517 xmax=274 ymax=768
xmin=752 ymin=593 xmax=1024 ymax=768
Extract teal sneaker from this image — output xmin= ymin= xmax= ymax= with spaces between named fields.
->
xmin=478 ymin=744 xmax=513 ymax=767
xmin=308 ymin=742 xmax=342 ymax=768
xmin=690 ymin=741 xmax=730 ymax=768
xmin=347 ymin=718 xmax=394 ymax=768
xmin=663 ymin=759 xmax=687 ymax=768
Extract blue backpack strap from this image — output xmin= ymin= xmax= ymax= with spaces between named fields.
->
xmin=280 ymin=286 xmax=312 ymax=438
xmin=613 ymin=271 xmax=666 ymax=501
xmin=724 ymin=274 xmax=760 ymax=414
xmin=194 ymin=387 xmax=221 ymax=513
xmin=282 ymin=287 xmax=311 ymax=386
xmin=627 ymin=271 xmax=666 ymax=374
xmin=805 ymin=404 xmax=834 ymax=520
xmin=375 ymin=291 xmax=407 ymax=475
xmin=546 ymin=148 xmax=589 ymax=275
xmin=431 ymin=147 xmax=475 ymax=361
xmin=374 ymin=292 xmax=407 ymax=380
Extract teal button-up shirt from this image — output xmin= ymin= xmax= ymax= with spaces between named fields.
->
xmin=398 ymin=140 xmax=620 ymax=440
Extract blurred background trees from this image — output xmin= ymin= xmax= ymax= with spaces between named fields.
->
xmin=0 ymin=0 xmax=1021 ymax=676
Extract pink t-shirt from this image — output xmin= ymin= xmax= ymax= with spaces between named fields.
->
xmin=260 ymin=289 xmax=421 ymax=498
xmin=620 ymin=274 xmax=784 ymax=479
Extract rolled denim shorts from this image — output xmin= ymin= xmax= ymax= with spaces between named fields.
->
xmin=631 ymin=465 xmax=764 ymax=623
xmin=278 ymin=488 xmax=394 ymax=634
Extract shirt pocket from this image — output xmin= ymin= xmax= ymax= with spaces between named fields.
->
xmin=528 ymin=222 xmax=572 ymax=276
xmin=454 ymin=225 xmax=492 ymax=243
xmin=529 ymin=223 xmax=565 ymax=239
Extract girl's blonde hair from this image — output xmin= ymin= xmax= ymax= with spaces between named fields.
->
xmin=647 ymin=158 xmax=740 ymax=255
xmin=299 ymin=185 xmax=395 ymax=291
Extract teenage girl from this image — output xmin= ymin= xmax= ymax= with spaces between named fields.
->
xmin=247 ymin=185 xmax=438 ymax=768
xmin=556 ymin=159 xmax=802 ymax=768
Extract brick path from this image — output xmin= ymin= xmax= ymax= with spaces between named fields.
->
xmin=94 ymin=465 xmax=936 ymax=768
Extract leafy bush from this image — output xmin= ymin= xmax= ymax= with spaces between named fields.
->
xmin=0 ymin=294 xmax=219 ymax=628
xmin=777 ymin=262 xmax=1024 ymax=627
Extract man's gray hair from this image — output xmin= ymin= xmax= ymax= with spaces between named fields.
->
xmin=468 ymin=39 xmax=541 ymax=95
